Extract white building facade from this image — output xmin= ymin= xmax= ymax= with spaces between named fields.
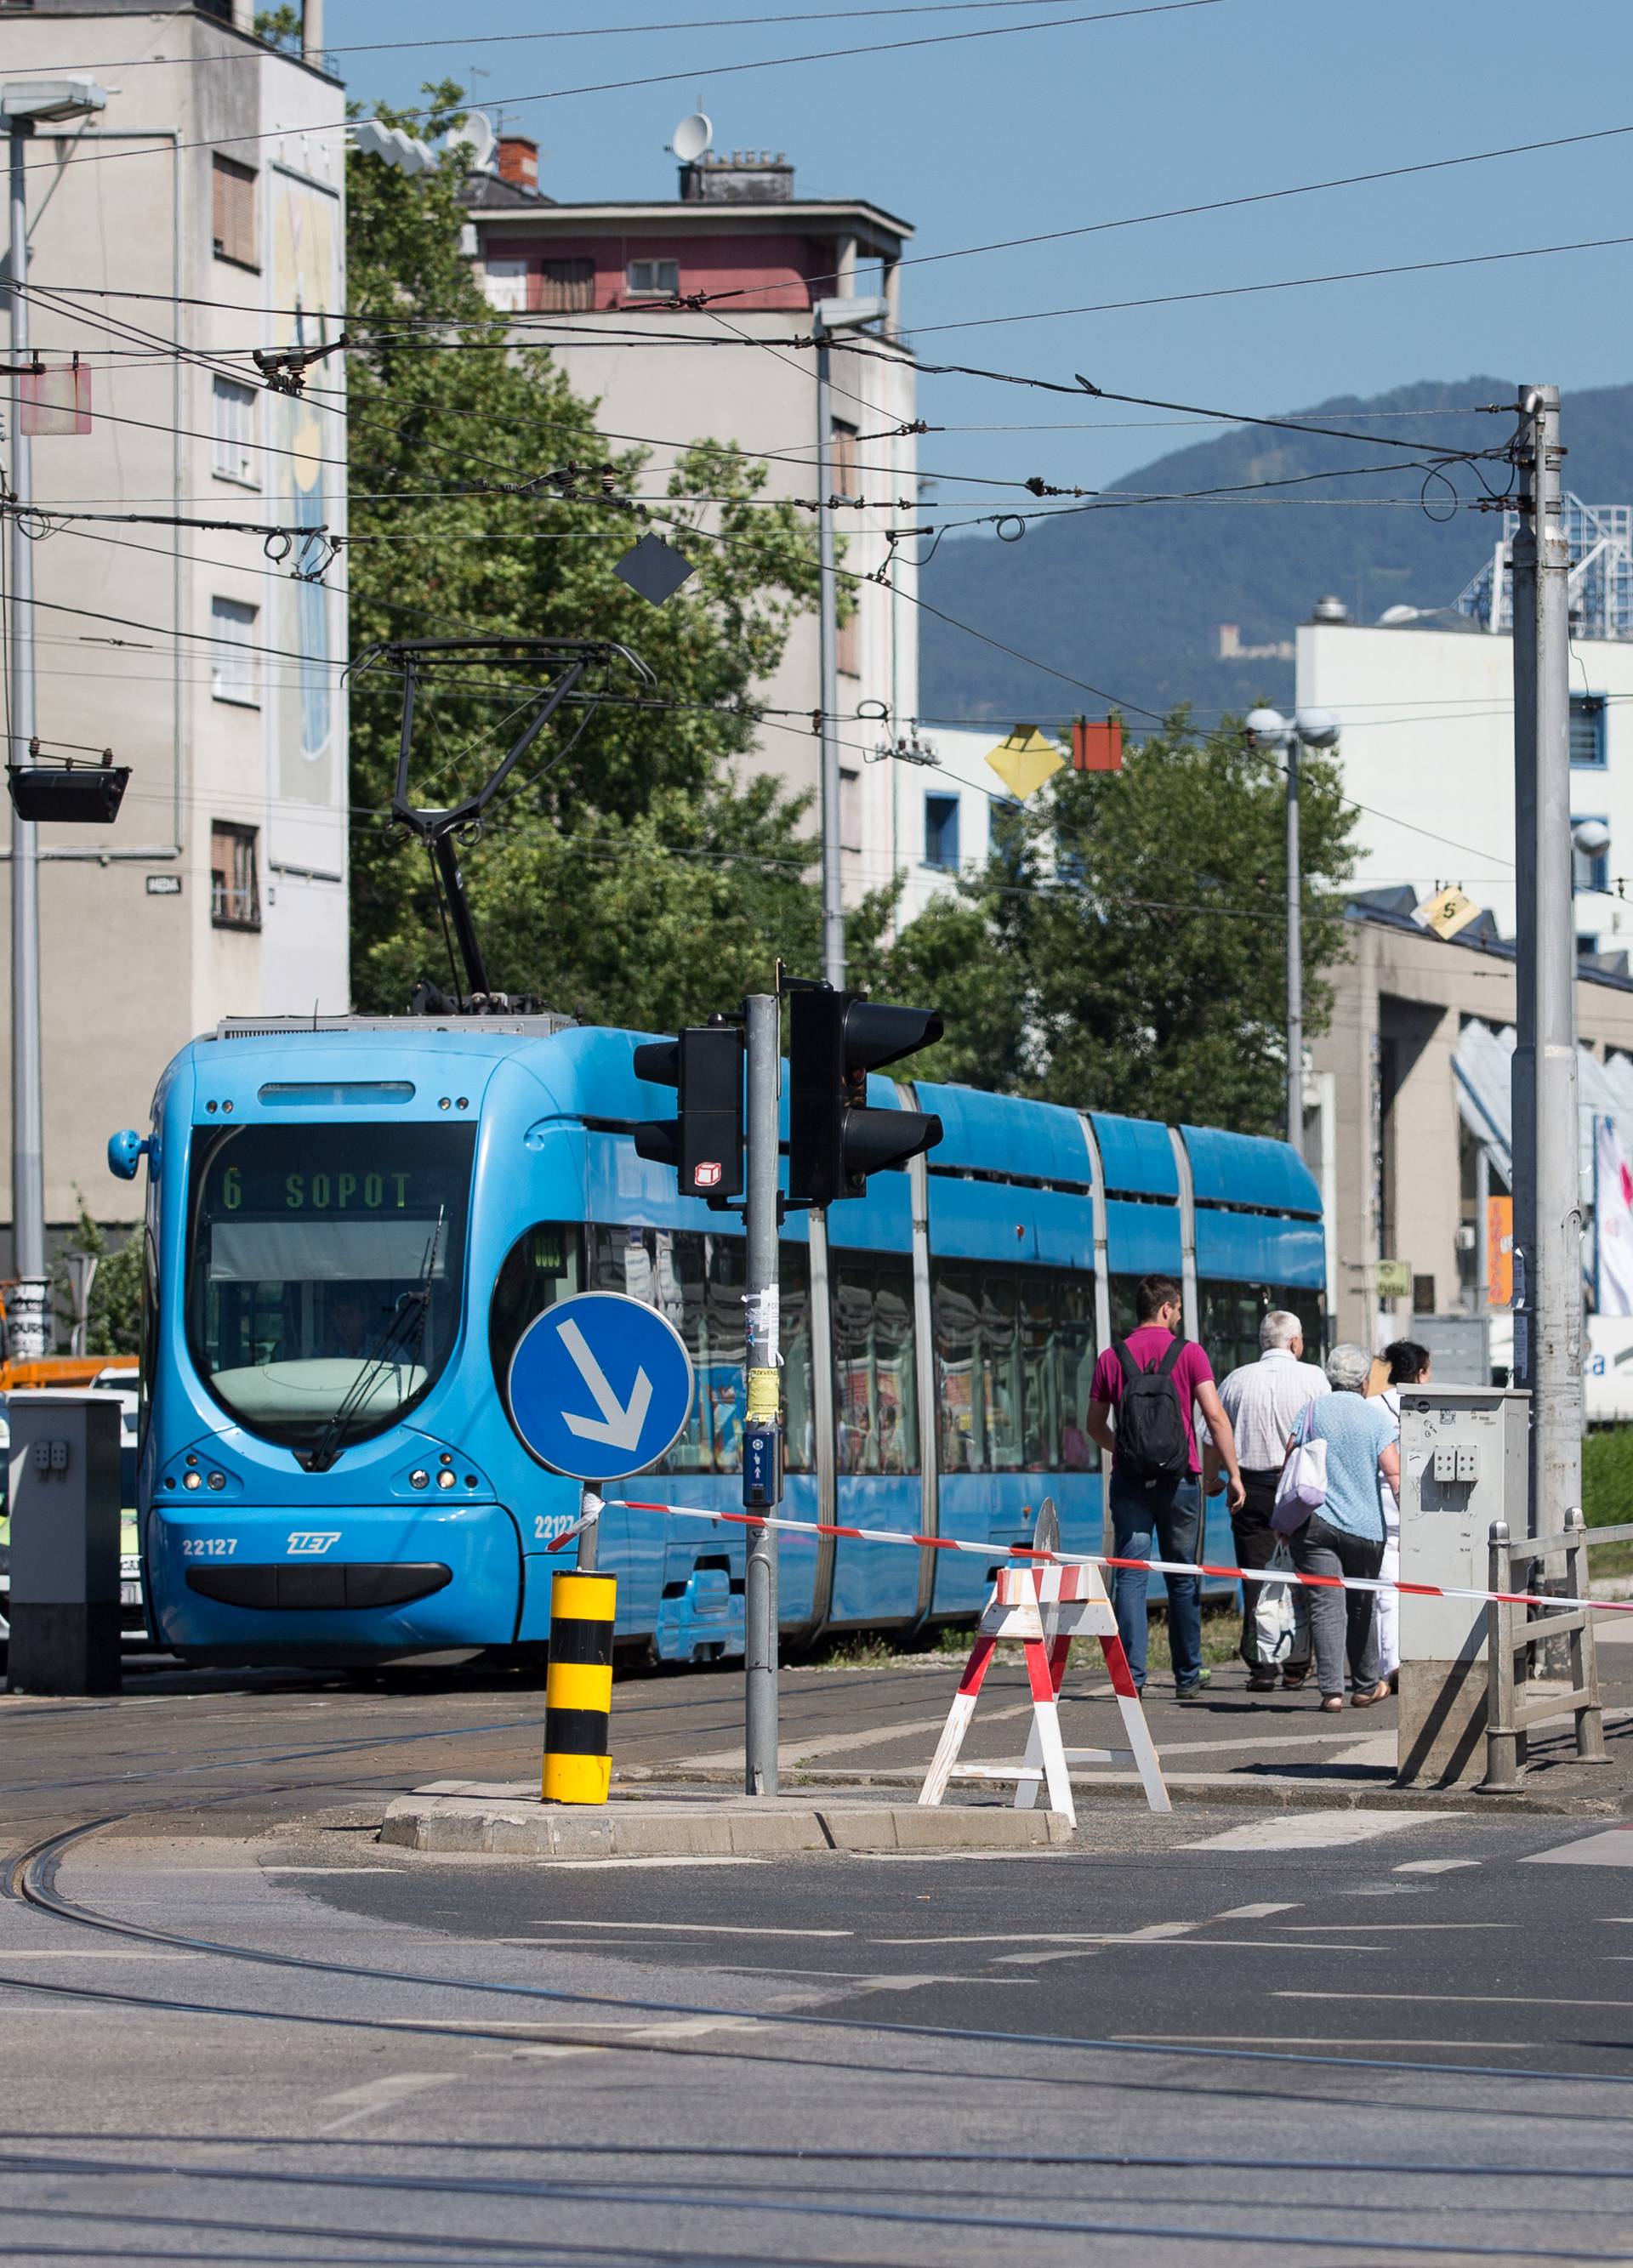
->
xmin=0 ymin=2 xmax=349 ymax=1256
xmin=462 ymin=142 xmax=918 ymax=929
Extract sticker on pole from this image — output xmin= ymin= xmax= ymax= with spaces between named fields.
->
xmin=507 ymin=1291 xmax=695 ymax=1482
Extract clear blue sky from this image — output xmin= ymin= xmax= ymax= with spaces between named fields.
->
xmin=334 ymin=0 xmax=1632 ymax=492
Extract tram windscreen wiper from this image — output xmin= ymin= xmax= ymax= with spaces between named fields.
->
xmin=297 ymin=1209 xmax=445 ymax=1475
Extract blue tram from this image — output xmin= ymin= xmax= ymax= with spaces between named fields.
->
xmin=110 ymin=1015 xmax=1325 ymax=1668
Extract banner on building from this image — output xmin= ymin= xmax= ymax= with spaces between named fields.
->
xmin=1486 ymin=1195 xmax=1513 ymax=1307
xmin=1597 ymin=1117 xmax=1633 ymax=1317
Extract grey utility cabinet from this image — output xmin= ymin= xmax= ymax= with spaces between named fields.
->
xmin=7 ymin=1390 xmax=122 ymax=1694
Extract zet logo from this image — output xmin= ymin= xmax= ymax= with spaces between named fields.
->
xmin=287 ymin=1531 xmax=342 ymax=1556
xmin=693 ymin=1161 xmax=722 ymax=1188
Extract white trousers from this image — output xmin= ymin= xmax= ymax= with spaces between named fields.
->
xmin=1375 ymin=1524 xmax=1400 ymax=1679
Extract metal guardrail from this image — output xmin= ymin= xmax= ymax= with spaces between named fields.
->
xmin=1484 ymin=1512 xmax=1608 ymax=1791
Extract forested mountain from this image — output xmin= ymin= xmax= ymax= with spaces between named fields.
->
xmin=918 ymin=377 xmax=1633 ymax=726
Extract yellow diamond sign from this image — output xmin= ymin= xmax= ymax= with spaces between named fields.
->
xmin=985 ymin=725 xmax=1065 ymax=802
xmin=1414 ymin=884 xmax=1481 ymax=941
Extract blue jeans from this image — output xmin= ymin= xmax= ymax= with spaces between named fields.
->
xmin=1109 ymin=1469 xmax=1203 ymax=1692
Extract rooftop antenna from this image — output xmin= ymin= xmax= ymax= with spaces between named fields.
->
xmin=669 ymin=105 xmax=713 ymax=164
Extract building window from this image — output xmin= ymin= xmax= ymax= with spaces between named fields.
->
xmin=538 ymin=258 xmax=595 ymax=310
xmin=1571 ymin=694 xmax=1607 ymax=768
xmin=1573 ymin=815 xmax=1610 ymax=894
xmin=210 ymin=822 xmax=260 ymax=931
xmin=211 ymin=376 xmax=258 ymax=486
xmin=833 ymin=423 xmax=861 ymax=674
xmin=212 ymin=155 xmax=259 ymax=270
xmin=210 ymin=596 xmax=259 ymax=707
xmin=483 ymin=258 xmax=529 ymax=312
xmin=625 ymin=257 xmax=680 ymax=297
xmin=839 ymin=766 xmax=862 ymax=854
xmin=924 ymin=793 xmax=960 ymax=871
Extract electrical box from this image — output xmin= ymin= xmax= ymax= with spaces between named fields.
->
xmin=7 ymin=1390 xmax=122 ymax=1694
xmin=1397 ymin=1384 xmax=1528 ymax=1784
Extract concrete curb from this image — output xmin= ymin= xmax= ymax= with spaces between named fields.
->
xmin=381 ymin=1784 xmax=1075 ymax=1858
xmin=615 ymin=1765 xmax=1625 ymax=1818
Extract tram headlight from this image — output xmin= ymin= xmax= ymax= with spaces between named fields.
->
xmin=182 ymin=1469 xmax=202 ymax=1490
xmin=206 ymin=1471 xmax=225 ymax=1492
xmin=435 ymin=1468 xmax=457 ymax=1489
xmin=409 ymin=1469 xmax=430 ymax=1490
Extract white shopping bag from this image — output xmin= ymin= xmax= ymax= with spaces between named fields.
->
xmin=1250 ymin=1542 xmax=1300 ymax=1665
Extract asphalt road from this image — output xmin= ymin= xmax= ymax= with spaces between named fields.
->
xmin=3 ymin=1655 xmax=1633 ymax=2266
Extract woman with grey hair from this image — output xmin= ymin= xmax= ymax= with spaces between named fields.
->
xmin=1285 ymin=1342 xmax=1400 ymax=1712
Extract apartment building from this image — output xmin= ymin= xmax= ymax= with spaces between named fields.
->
xmin=0 ymin=1 xmax=348 ymax=1262
xmin=461 ymin=134 xmax=917 ymax=919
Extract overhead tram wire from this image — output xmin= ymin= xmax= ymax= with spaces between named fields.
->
xmin=24 ymin=0 xmax=1195 ymax=73
xmin=16 ymin=0 xmax=1225 ymax=176
xmin=16 ymin=109 xmax=1631 ymax=329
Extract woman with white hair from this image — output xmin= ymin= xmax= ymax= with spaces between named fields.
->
xmin=1285 ymin=1342 xmax=1400 ymax=1712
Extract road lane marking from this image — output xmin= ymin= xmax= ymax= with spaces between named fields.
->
xmin=1525 ymin=1827 xmax=1633 ymax=1867
xmin=319 ymin=2073 xmax=458 ymax=2133
xmin=1182 ymin=1812 xmax=1457 ymax=1851
xmin=1276 ymin=1989 xmax=1633 ymax=2008
xmin=1216 ymin=1902 xmax=1301 ymax=1918
xmin=0 ymin=1949 xmax=200 ymax=1959
xmin=1117 ymin=2033 xmax=1541 ymax=2050
xmin=527 ymin=1919 xmax=853 ymax=1939
xmin=1277 ymin=1922 xmax=1511 ymax=1931
xmin=1395 ymin=1859 xmax=1481 ymax=1873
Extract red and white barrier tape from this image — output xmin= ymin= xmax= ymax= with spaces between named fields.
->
xmin=548 ymin=1493 xmax=1633 ymax=1619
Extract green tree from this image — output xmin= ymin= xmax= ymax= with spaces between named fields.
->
xmin=53 ymin=1201 xmax=142 ymax=1358
xmin=878 ymin=716 xmax=1356 ymax=1134
xmin=344 ymin=94 xmax=861 ymax=1015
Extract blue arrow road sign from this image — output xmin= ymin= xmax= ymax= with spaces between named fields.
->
xmin=507 ymin=1291 xmax=696 ymax=1482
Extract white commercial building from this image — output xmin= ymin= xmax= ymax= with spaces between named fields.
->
xmin=1297 ymin=500 xmax=1633 ymax=954
xmin=0 ymin=3 xmax=349 ymax=1265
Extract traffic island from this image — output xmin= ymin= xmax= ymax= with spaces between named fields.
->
xmin=380 ymin=1782 xmax=1074 ymax=1858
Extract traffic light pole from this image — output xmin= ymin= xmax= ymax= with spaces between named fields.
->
xmin=743 ymin=991 xmax=782 ymax=1795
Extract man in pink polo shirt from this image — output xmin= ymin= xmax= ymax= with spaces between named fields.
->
xmin=1085 ymin=1274 xmax=1245 ymax=1698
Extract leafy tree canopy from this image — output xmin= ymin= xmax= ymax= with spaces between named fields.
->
xmin=878 ymin=715 xmax=1356 ymax=1134
xmin=344 ymin=90 xmax=884 ymax=1021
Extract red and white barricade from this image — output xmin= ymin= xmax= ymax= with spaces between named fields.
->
xmin=918 ymin=1558 xmax=1170 ymax=1825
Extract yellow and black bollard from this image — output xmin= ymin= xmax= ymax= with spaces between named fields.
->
xmin=542 ymin=1570 xmax=617 ymax=1804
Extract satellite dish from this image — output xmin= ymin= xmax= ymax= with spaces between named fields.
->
xmin=458 ymin=111 xmax=497 ymax=173
xmin=670 ymin=110 xmax=713 ymax=164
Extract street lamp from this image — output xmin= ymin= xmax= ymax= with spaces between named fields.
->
xmin=811 ymin=291 xmax=888 ymax=989
xmin=2 ymin=77 xmax=108 ymax=1357
xmin=1244 ymin=705 xmax=1340 ymax=1154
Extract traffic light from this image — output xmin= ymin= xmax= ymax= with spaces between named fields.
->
xmin=788 ymin=987 xmax=943 ymax=1206
xmin=632 ymin=1023 xmax=745 ymax=1204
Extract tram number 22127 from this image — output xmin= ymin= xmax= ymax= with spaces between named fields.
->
xmin=533 ymin=1515 xmax=575 ymax=1544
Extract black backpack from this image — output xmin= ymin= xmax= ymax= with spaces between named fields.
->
xmin=1113 ymin=1336 xmax=1191 ymax=1481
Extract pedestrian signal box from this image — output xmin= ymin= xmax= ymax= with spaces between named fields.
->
xmin=633 ymin=1022 xmax=745 ymax=1206
xmin=788 ymin=986 xmax=943 ymax=1207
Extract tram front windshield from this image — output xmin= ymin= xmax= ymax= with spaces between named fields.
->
xmin=185 ymin=1122 xmax=475 ymax=1452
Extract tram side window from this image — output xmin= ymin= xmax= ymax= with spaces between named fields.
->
xmin=1107 ymin=1273 xmax=1142 ymax=1343
xmin=488 ymin=1221 xmax=812 ymax=1475
xmin=1197 ymin=1281 xmax=1327 ymax=1377
xmin=933 ymin=1263 xmax=1098 ymax=1474
xmin=830 ymin=1252 xmax=919 ymax=1475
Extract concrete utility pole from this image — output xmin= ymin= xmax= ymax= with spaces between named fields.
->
xmin=742 ymin=992 xmax=782 ymax=1794
xmin=1284 ymin=734 xmax=1303 ymax=1153
xmin=814 ymin=334 xmax=844 ymax=990
xmin=8 ymin=120 xmax=46 ymax=1331
xmin=2 ymin=78 xmax=105 ymax=1351
xmin=1510 ymin=384 xmax=1583 ymax=1541
xmin=1244 ymin=705 xmax=1339 ymax=1160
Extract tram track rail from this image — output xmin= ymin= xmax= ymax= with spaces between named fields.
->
xmin=7 ymin=1810 xmax=1633 ymax=2115
xmin=2 ymin=1794 xmax=1633 ymax=2266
